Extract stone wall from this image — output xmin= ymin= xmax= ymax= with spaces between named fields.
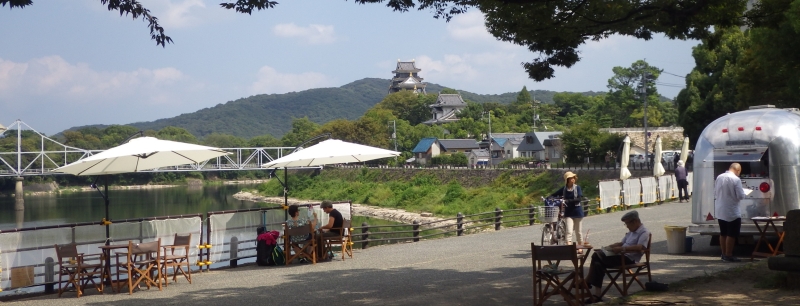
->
xmin=601 ymin=127 xmax=685 ymax=151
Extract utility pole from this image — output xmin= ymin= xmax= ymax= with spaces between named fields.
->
xmin=641 ymin=71 xmax=649 ymax=169
xmin=391 ymin=120 xmax=397 ymax=152
xmin=484 ymin=111 xmax=493 ymax=165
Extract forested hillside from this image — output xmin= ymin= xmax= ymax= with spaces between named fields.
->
xmin=62 ymin=78 xmax=600 ymax=139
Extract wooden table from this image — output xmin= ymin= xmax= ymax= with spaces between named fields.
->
xmin=99 ymin=243 xmax=129 ymax=291
xmin=751 ymin=216 xmax=786 ymax=261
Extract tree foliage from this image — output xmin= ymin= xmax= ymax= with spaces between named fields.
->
xmin=675 ymin=27 xmax=747 ymax=144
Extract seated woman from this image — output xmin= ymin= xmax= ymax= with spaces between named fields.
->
xmin=286 ymin=204 xmax=317 ymax=245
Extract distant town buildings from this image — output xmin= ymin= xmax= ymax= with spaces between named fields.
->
xmin=388 ymin=59 xmax=426 ymax=94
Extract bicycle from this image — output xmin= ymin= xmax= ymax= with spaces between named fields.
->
xmin=539 ymin=197 xmax=567 ymax=246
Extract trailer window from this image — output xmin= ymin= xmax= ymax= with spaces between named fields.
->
xmin=712 ymin=149 xmax=766 ymax=163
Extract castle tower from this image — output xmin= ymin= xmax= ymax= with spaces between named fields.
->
xmin=389 ymin=59 xmax=426 ymax=94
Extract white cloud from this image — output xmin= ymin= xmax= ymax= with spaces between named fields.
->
xmin=249 ymin=65 xmax=333 ymax=94
xmin=272 ymin=23 xmax=336 ymax=44
xmin=137 ymin=0 xmax=207 ymax=28
xmin=0 ymin=56 xmax=211 ymax=134
xmin=446 ymin=11 xmax=495 ymax=43
xmin=415 ymin=52 xmax=518 ymax=86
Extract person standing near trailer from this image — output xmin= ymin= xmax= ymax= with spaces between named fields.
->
xmin=714 ymin=163 xmax=747 ymax=262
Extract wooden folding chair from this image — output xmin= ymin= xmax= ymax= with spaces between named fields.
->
xmin=322 ymin=219 xmax=353 ymax=261
xmin=284 ymin=223 xmax=316 ymax=265
xmin=115 ymin=239 xmax=163 ymax=295
xmin=161 ymin=233 xmax=192 ymax=286
xmin=55 ymin=244 xmax=104 ymax=298
xmin=531 ymin=243 xmax=584 ymax=306
xmin=602 ymin=233 xmax=653 ymax=297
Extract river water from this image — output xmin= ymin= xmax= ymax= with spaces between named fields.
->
xmin=0 ymin=184 xmax=266 ymax=230
xmin=0 ymin=184 xmax=407 ymax=232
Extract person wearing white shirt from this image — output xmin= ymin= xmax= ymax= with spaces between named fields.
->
xmin=714 ymin=163 xmax=746 ymax=262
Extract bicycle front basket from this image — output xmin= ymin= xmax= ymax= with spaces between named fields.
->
xmin=537 ymin=206 xmax=559 ymax=223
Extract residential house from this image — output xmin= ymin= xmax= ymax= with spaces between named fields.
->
xmin=437 ymin=139 xmax=480 ymax=154
xmin=423 ymin=94 xmax=468 ymax=125
xmin=411 ymin=137 xmax=440 ymax=165
xmin=467 ymin=149 xmax=490 ymax=166
xmin=517 ymin=131 xmax=563 ymax=161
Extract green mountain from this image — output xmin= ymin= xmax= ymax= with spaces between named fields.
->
xmin=61 ymin=78 xmax=638 ymax=139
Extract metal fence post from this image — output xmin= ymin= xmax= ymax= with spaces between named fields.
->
xmin=361 ymin=222 xmax=370 ymax=249
xmin=457 ymin=213 xmax=464 ymax=236
xmin=44 ymin=257 xmax=55 ymax=293
xmin=528 ymin=205 xmax=535 ymax=226
xmin=413 ymin=220 xmax=420 ymax=242
xmin=229 ymin=236 xmax=238 ymax=268
xmin=495 ymin=208 xmax=502 ymax=231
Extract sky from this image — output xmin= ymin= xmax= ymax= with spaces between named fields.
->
xmin=0 ymin=0 xmax=699 ymax=136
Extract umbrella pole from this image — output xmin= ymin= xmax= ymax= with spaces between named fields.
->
xmin=105 ymin=175 xmax=110 ymax=245
xmin=284 ymin=167 xmax=288 ymax=220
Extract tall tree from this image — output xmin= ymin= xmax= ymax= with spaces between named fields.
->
xmin=737 ymin=0 xmax=800 ymax=107
xmin=604 ymin=60 xmax=666 ymax=128
xmin=675 ymin=27 xmax=746 ymax=144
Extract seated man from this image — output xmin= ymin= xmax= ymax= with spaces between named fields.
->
xmin=584 ymin=210 xmax=650 ymax=304
xmin=317 ymin=200 xmax=343 ymax=259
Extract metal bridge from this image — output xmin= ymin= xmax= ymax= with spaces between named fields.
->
xmin=0 ymin=120 xmax=295 ymax=177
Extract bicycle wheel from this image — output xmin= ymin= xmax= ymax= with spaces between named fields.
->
xmin=556 ymin=220 xmax=568 ymax=245
xmin=541 ymin=224 xmax=554 ymax=245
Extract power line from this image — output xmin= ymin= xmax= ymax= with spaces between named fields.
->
xmin=661 ymin=71 xmax=687 ymax=78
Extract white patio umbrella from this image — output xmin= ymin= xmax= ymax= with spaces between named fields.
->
xmin=56 ymin=137 xmax=230 ymax=175
xmin=55 ymin=136 xmax=231 ymax=243
xmin=653 ymin=136 xmax=665 ymax=177
xmin=680 ymin=137 xmax=690 ymax=164
xmin=620 ymin=136 xmax=632 ymax=180
xmin=262 ymin=139 xmax=400 ymax=168
xmin=262 ymin=139 xmax=400 ymax=209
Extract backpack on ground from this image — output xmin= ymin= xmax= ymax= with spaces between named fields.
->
xmin=269 ymin=244 xmax=285 ymax=266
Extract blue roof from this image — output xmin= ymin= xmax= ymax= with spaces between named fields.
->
xmin=494 ymin=138 xmax=508 ymax=147
xmin=412 ymin=137 xmax=438 ymax=153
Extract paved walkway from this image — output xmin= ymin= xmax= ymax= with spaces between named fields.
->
xmin=4 ymin=201 xmax=753 ymax=305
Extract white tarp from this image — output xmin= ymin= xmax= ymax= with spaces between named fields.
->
xmin=599 ymin=180 xmax=621 ymax=209
xmin=623 ymin=178 xmax=641 ymax=206
xmin=658 ymin=175 xmax=671 ymax=201
xmin=640 ymin=177 xmax=658 ymax=204
xmin=209 ymin=211 xmax=262 ymax=263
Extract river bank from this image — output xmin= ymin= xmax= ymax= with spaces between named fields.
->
xmin=233 ymin=191 xmax=454 ymax=228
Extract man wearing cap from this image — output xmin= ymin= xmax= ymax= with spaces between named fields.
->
xmin=715 ymin=163 xmax=746 ymax=262
xmin=584 ymin=210 xmax=650 ymax=304
xmin=675 ymin=160 xmax=689 ymax=202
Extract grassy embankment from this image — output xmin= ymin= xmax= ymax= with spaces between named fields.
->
xmin=256 ymin=168 xmax=602 ymax=217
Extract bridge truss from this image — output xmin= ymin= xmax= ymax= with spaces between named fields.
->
xmin=0 ymin=120 xmax=294 ymax=177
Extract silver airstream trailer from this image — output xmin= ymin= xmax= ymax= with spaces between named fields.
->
xmin=689 ymin=105 xmax=800 ymax=236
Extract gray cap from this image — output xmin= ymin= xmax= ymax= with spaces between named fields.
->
xmin=621 ymin=210 xmax=639 ymax=221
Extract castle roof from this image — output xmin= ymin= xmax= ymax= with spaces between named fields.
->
xmin=431 ymin=94 xmax=466 ymax=107
xmin=393 ymin=61 xmax=421 ymax=73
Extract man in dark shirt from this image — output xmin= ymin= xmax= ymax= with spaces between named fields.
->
xmin=317 ymin=200 xmax=344 ymax=259
xmin=319 ymin=200 xmax=343 ymax=235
